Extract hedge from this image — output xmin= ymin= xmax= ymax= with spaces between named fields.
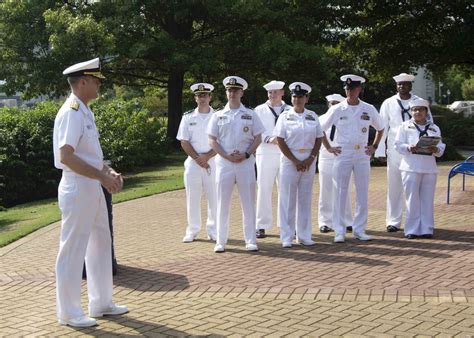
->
xmin=0 ymin=98 xmax=169 ymax=207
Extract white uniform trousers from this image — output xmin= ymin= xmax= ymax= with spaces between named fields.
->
xmin=56 ymin=173 xmax=113 ymax=321
xmin=183 ymin=156 xmax=216 ymax=238
xmin=215 ymin=156 xmax=257 ymax=246
xmin=317 ymin=158 xmax=353 ymax=229
xmin=279 ymin=155 xmax=316 ymax=244
xmin=256 ymin=153 xmax=280 ymax=230
xmin=332 ymin=148 xmax=370 ymax=235
xmin=401 ymin=171 xmax=436 ymax=236
xmin=386 ymin=149 xmax=405 ymax=228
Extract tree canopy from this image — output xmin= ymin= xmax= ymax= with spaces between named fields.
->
xmin=1 ymin=1 xmax=472 ymax=139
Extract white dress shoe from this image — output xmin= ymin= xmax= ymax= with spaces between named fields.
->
xmin=90 ymin=304 xmax=129 ymax=318
xmin=334 ymin=233 xmax=345 ymax=243
xmin=282 ymin=242 xmax=292 ymax=248
xmin=182 ymin=234 xmax=197 ymax=243
xmin=299 ymin=239 xmax=316 ymax=246
xmin=245 ymin=243 xmax=259 ymax=251
xmin=214 ymin=244 xmax=225 ymax=253
xmin=59 ymin=315 xmax=97 ymax=327
xmin=353 ymin=232 xmax=372 ymax=241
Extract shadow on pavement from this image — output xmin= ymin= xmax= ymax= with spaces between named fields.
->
xmin=114 ymin=265 xmax=189 ymax=292
xmin=68 ymin=315 xmax=224 ymax=337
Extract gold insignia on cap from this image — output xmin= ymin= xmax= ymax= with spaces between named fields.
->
xmin=70 ymin=100 xmax=80 ymax=111
xmin=229 ymin=78 xmax=236 ymax=85
xmin=346 ymin=78 xmax=352 ymax=84
xmin=295 ymin=85 xmax=301 ymax=91
xmin=198 ymin=84 xmax=204 ymax=91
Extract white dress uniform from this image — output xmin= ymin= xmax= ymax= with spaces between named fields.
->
xmin=320 ymin=99 xmax=383 ymax=237
xmin=176 ymin=107 xmax=217 ymax=240
xmin=375 ymin=73 xmax=434 ymax=230
xmin=53 ymin=93 xmax=114 ymax=321
xmin=274 ymin=106 xmax=324 ymax=245
xmin=318 ymin=111 xmax=353 ymax=231
xmin=207 ymin=103 xmax=265 ymax=248
xmin=255 ymin=99 xmax=289 ymax=230
xmin=394 ymin=111 xmax=445 ymax=236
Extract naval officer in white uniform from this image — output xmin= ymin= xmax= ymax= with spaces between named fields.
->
xmin=254 ymin=80 xmax=289 ymax=238
xmin=394 ymin=98 xmax=444 ymax=239
xmin=208 ymin=76 xmax=265 ymax=253
xmin=375 ymin=73 xmax=432 ymax=233
xmin=53 ymin=58 xmax=128 ymax=327
xmin=274 ymin=82 xmax=324 ymax=247
xmin=177 ymin=83 xmax=217 ymax=242
xmin=318 ymin=94 xmax=353 ymax=233
xmin=320 ymin=75 xmax=384 ymax=243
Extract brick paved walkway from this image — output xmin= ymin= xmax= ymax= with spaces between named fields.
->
xmin=0 ymin=163 xmax=473 ymax=336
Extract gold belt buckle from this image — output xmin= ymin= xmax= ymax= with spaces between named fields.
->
xmin=298 ymin=149 xmax=306 ymax=153
xmin=354 ymin=145 xmax=361 ymax=150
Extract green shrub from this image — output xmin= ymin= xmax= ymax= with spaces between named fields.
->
xmin=0 ymin=102 xmax=61 ymax=207
xmin=0 ymin=98 xmax=169 ymax=207
xmin=92 ymin=98 xmax=169 ymax=171
xmin=431 ymin=105 xmax=474 ymax=147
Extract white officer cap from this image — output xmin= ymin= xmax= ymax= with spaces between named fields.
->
xmin=263 ymin=80 xmax=285 ymax=91
xmin=325 ymin=94 xmax=345 ymax=103
xmin=393 ymin=73 xmax=415 ymax=83
xmin=190 ymin=83 xmax=214 ymax=94
xmin=63 ymin=57 xmax=105 ymax=79
xmin=289 ymin=82 xmax=311 ymax=96
xmin=340 ymin=74 xmax=365 ymax=89
xmin=409 ymin=98 xmax=430 ymax=109
xmin=223 ymin=76 xmax=248 ymax=90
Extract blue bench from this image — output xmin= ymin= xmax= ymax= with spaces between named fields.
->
xmin=447 ymin=155 xmax=474 ymax=204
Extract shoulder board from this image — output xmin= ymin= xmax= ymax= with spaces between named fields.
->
xmin=70 ymin=100 xmax=80 ymax=111
xmin=183 ymin=109 xmax=194 ymax=115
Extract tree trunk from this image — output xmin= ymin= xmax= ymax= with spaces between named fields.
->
xmin=167 ymin=70 xmax=184 ymax=148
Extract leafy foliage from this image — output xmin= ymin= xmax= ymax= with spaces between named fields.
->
xmin=0 ymin=98 xmax=169 ymax=207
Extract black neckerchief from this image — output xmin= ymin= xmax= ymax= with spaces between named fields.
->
xmin=413 ymin=122 xmax=431 ymax=138
xmin=396 ymin=99 xmax=411 ymax=121
xmin=267 ymin=104 xmax=286 ymax=124
xmin=329 ymin=125 xmax=336 ymax=141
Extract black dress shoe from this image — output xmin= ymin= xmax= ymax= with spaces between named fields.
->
xmin=406 ymin=234 xmax=418 ymax=239
xmin=319 ymin=226 xmax=331 ymax=233
xmin=387 ymin=225 xmax=399 ymax=233
xmin=346 ymin=226 xmax=352 ymax=232
xmin=256 ymin=229 xmax=266 ymax=238
xmin=420 ymin=234 xmax=433 ymax=239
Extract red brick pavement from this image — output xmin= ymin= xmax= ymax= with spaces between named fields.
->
xmin=0 ymin=163 xmax=473 ymax=336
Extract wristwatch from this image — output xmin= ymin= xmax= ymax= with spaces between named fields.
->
xmin=372 ymin=143 xmax=378 ymax=149
xmin=245 ymin=152 xmax=250 ymax=159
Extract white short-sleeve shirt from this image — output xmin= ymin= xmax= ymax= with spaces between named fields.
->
xmin=274 ymin=107 xmax=324 ymax=151
xmin=320 ymin=100 xmax=383 ymax=146
xmin=207 ymin=103 xmax=265 ymax=154
xmin=53 ymin=93 xmax=104 ymax=171
xmin=176 ymin=107 xmax=214 ymax=154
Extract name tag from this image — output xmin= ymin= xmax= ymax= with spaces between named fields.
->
xmin=408 ymin=125 xmax=416 ymax=129
xmin=286 ymin=117 xmax=296 ymax=121
xmin=217 ymin=116 xmax=229 ymax=125
xmin=241 ymin=114 xmax=252 ymax=120
xmin=340 ymin=116 xmax=348 ymax=120
xmin=189 ymin=122 xmax=197 ymax=126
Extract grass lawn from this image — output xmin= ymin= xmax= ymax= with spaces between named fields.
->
xmin=0 ymin=152 xmax=186 ymax=248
